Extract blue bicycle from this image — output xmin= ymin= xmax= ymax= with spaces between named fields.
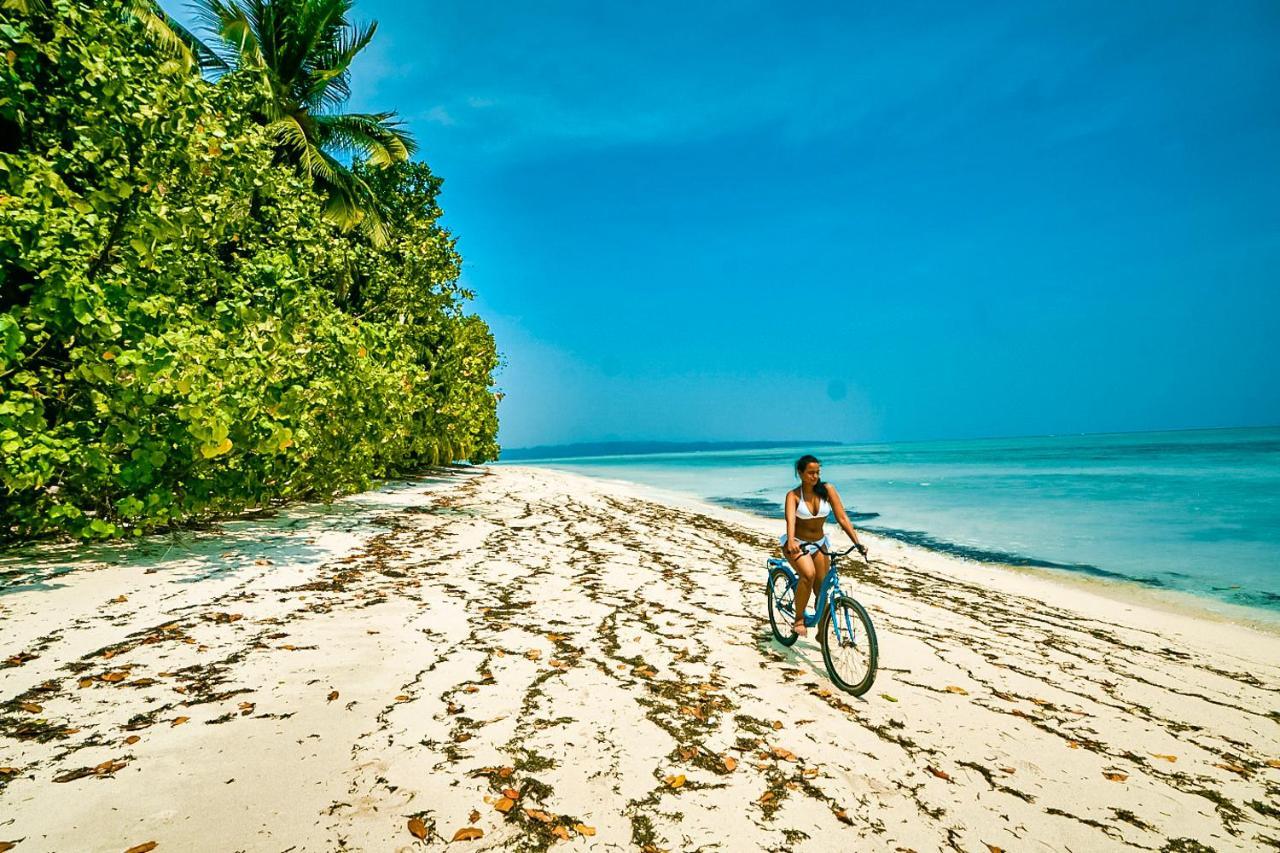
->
xmin=766 ymin=544 xmax=879 ymax=696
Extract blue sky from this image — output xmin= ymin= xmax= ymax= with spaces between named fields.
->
xmin=164 ymin=1 xmax=1280 ymax=448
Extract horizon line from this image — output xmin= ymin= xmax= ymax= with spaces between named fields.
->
xmin=501 ymin=422 xmax=1279 ymax=457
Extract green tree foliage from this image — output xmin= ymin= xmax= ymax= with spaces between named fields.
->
xmin=189 ymin=0 xmax=416 ymax=243
xmin=0 ymin=0 xmax=500 ymax=541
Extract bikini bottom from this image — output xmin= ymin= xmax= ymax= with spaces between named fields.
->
xmin=779 ymin=533 xmax=829 ymax=553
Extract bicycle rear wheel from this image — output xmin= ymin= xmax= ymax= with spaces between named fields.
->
xmin=767 ymin=566 xmax=799 ymax=647
xmin=818 ymin=594 xmax=878 ymax=696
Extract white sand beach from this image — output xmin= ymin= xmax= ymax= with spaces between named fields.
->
xmin=1 ymin=465 xmax=1278 ymax=852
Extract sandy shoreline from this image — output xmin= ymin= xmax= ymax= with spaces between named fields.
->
xmin=2 ymin=465 xmax=1278 ymax=851
xmin=550 ymin=469 xmax=1280 ymax=638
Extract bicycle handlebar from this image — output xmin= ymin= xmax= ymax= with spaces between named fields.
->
xmin=795 ymin=542 xmax=866 ymax=558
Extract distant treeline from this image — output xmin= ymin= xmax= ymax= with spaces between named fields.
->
xmin=0 ymin=1 xmax=499 ymax=541
xmin=501 ymin=440 xmax=843 ymax=461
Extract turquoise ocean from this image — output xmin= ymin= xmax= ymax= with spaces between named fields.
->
xmin=507 ymin=427 xmax=1280 ymax=615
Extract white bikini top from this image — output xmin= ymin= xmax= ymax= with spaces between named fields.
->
xmin=793 ymin=488 xmax=830 ymax=520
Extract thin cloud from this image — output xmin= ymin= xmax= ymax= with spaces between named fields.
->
xmin=424 ymin=105 xmax=457 ymax=127
xmin=347 ymin=4 xmax=1130 ymax=161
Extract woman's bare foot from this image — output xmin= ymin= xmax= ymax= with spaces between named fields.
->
xmin=793 ymin=620 xmax=807 ymax=637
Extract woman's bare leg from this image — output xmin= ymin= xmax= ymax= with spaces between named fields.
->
xmin=787 ymin=551 xmax=817 ymax=634
xmin=811 ymin=550 xmax=830 ymax=619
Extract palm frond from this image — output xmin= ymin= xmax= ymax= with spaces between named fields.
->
xmin=315 ymin=150 xmax=391 ymax=246
xmin=186 ymin=0 xmax=405 ymax=244
xmin=165 ymin=11 xmax=229 ymax=71
xmin=315 ymin=111 xmax=416 ymax=167
xmin=190 ymin=0 xmax=246 ymax=71
xmin=125 ymin=0 xmax=200 ymax=72
xmin=248 ymin=0 xmax=288 ymax=85
xmin=267 ymin=113 xmax=333 ymax=181
xmin=305 ymin=18 xmax=374 ymax=110
xmin=301 ymin=66 xmax=349 ymax=114
xmin=194 ymin=0 xmax=266 ymax=70
xmin=265 ymin=0 xmax=338 ymax=105
xmin=331 ymin=17 xmax=376 ymax=70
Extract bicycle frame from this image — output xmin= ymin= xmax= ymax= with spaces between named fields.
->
xmin=767 ymin=551 xmax=860 ymax=643
xmin=765 ymin=543 xmax=878 ymax=695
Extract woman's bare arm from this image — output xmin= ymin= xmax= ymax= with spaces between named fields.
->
xmin=826 ymin=486 xmax=867 ymax=552
xmin=783 ymin=490 xmax=799 ymax=557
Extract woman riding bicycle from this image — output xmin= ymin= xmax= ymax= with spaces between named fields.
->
xmin=782 ymin=454 xmax=868 ymax=636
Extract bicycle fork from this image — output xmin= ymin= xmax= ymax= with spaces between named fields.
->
xmin=826 ymin=591 xmax=859 ymax=647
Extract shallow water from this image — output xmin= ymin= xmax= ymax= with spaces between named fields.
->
xmin=507 ymin=427 xmax=1280 ymax=613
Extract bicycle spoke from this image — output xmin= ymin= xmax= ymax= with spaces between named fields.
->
xmin=772 ymin=577 xmax=794 ymax=617
xmin=767 ymin=569 xmax=799 ymax=645
xmin=824 ymin=601 xmax=870 ymax=688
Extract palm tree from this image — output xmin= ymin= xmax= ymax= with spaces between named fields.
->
xmin=185 ymin=0 xmax=417 ymax=243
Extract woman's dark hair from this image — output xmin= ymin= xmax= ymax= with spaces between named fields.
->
xmin=794 ymin=454 xmax=829 ymax=499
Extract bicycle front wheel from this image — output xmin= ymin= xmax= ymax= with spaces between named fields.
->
xmin=818 ymin=594 xmax=878 ymax=696
xmin=767 ymin=566 xmax=799 ymax=647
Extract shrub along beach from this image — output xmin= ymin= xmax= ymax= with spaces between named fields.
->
xmin=0 ymin=0 xmax=499 ymax=543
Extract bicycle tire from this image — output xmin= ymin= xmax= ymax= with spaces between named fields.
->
xmin=766 ymin=566 xmax=799 ymax=647
xmin=818 ymin=594 xmax=878 ymax=696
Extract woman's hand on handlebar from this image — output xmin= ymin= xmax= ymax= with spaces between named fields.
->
xmin=826 ymin=543 xmax=868 ymax=558
xmin=784 ymin=541 xmax=866 ymax=559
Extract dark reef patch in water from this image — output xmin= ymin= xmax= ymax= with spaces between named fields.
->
xmin=859 ymin=526 xmax=1161 ymax=585
xmin=709 ymin=492 xmax=1166 ymax=585
xmin=1240 ymin=589 xmax=1280 ymax=608
xmin=865 ymin=529 xmax=1279 ymax=612
xmin=707 ymin=496 xmax=879 ymax=522
xmin=698 ymin=488 xmax=1280 ymax=614
xmin=708 ymin=494 xmax=1170 ymax=586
